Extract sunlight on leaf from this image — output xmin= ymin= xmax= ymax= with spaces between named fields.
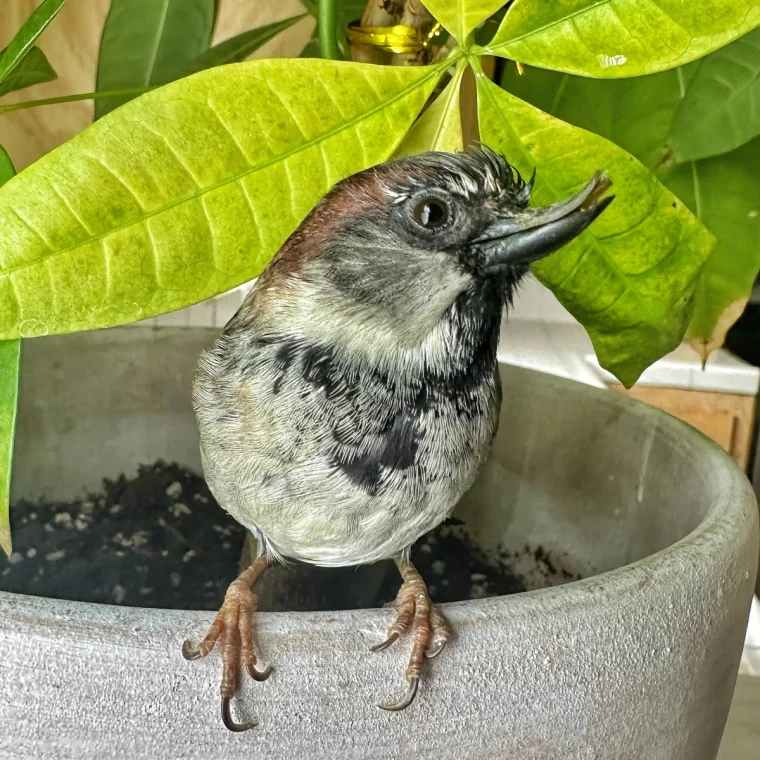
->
xmin=0 ymin=59 xmax=444 ymax=340
xmin=395 ymin=66 xmax=464 ymax=156
xmin=485 ymin=0 xmax=760 ymax=78
xmin=477 ymin=74 xmax=714 ymax=386
xmin=95 ymin=0 xmax=216 ymax=118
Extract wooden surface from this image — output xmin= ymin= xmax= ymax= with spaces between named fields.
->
xmin=608 ymin=384 xmax=757 ymax=470
xmin=717 ymin=675 xmax=760 ymax=760
xmin=0 ymin=0 xmax=314 ymax=170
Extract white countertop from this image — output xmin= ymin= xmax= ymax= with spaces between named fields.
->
xmin=498 ymin=318 xmax=760 ymax=396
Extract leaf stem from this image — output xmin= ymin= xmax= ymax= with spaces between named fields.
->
xmin=0 ymin=86 xmax=154 ymax=114
xmin=318 ymin=0 xmax=340 ymax=60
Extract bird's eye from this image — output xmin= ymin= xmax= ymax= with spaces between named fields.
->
xmin=411 ymin=198 xmax=449 ymax=230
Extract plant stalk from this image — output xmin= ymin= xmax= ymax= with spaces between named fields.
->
xmin=317 ymin=0 xmax=340 ymax=60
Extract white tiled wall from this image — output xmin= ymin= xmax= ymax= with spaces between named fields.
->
xmin=510 ymin=277 xmax=576 ymax=323
xmin=138 ymin=275 xmax=570 ymax=331
xmin=136 ymin=282 xmax=256 ymax=329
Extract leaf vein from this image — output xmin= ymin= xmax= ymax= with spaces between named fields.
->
xmin=1 ymin=63 xmax=445 ymax=279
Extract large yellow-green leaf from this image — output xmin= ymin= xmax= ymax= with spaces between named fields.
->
xmin=0 ymin=146 xmax=18 ymax=556
xmin=477 ymin=75 xmax=714 ymax=386
xmin=395 ymin=66 xmax=464 ymax=157
xmin=484 ymin=0 xmax=760 ymax=78
xmin=95 ymin=0 xmax=216 ymax=118
xmin=660 ymin=139 xmax=760 ymax=360
xmin=503 ymin=63 xmax=760 ymax=358
xmin=421 ymin=0 xmax=506 ymax=42
xmin=0 ymin=59 xmax=443 ymax=340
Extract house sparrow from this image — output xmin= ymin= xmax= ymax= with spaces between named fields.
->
xmin=184 ymin=146 xmax=613 ymax=731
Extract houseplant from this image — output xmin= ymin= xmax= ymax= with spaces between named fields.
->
xmin=0 ymin=0 xmax=758 ymax=755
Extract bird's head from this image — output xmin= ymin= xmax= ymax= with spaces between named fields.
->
xmin=251 ymin=147 xmax=612 ymax=363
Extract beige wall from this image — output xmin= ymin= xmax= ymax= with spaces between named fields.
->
xmin=0 ymin=0 xmax=313 ymax=170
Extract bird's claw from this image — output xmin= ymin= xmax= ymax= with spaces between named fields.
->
xmin=372 ymin=560 xmax=450 ymax=711
xmin=379 ymin=677 xmax=419 ymax=712
xmin=369 ymin=631 xmax=399 ymax=652
xmin=182 ymin=557 xmax=271 ymax=732
xmin=181 ymin=640 xmax=203 ymax=660
xmin=246 ymin=663 xmax=274 ymax=682
xmin=425 ymin=637 xmax=446 ymax=659
xmin=221 ymin=697 xmax=256 ymax=732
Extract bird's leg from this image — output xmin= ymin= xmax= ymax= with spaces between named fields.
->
xmin=182 ymin=555 xmax=273 ymax=732
xmin=371 ymin=556 xmax=450 ymax=711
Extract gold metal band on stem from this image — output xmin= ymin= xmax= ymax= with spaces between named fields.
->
xmin=346 ymin=22 xmax=443 ymax=54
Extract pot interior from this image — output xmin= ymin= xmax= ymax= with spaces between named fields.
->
xmin=5 ymin=327 xmax=710 ymax=609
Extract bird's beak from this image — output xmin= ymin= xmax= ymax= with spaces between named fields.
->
xmin=475 ymin=172 xmax=614 ymax=271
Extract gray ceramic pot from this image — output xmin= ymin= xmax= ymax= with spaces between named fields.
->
xmin=1 ymin=327 xmax=757 ymax=760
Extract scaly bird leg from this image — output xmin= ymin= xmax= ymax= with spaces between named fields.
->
xmin=371 ymin=556 xmax=450 ymax=710
xmin=182 ymin=555 xmax=273 ymax=732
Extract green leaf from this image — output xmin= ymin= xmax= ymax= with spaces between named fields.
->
xmin=472 ymin=5 xmax=509 ymax=46
xmin=484 ymin=0 xmax=760 ymax=78
xmin=0 ymin=147 xmax=13 ymax=181
xmin=0 ymin=58 xmax=444 ymax=339
xmin=95 ymin=0 xmax=216 ymax=118
xmin=395 ymin=66 xmax=464 ymax=157
xmin=0 ymin=0 xmax=65 ymax=88
xmin=0 ymin=47 xmax=57 ymax=97
xmin=0 ymin=338 xmax=19 ymax=558
xmin=0 ymin=146 xmax=18 ymax=557
xmin=659 ymin=139 xmax=760 ymax=360
xmin=179 ymin=15 xmax=306 ymax=75
xmin=502 ymin=63 xmax=760 ymax=356
xmin=299 ymin=37 xmax=322 ymax=59
xmin=421 ymin=0 xmax=506 ymax=42
xmin=667 ymin=27 xmax=760 ymax=162
xmin=477 ymin=74 xmax=714 ymax=386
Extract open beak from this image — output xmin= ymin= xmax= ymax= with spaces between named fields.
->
xmin=476 ymin=172 xmax=614 ymax=271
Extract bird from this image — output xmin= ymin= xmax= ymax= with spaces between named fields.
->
xmin=182 ymin=146 xmax=613 ymax=731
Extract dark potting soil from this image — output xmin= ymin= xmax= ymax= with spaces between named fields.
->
xmin=2 ymin=461 xmax=577 ymax=611
xmin=3 ymin=462 xmax=247 ymax=610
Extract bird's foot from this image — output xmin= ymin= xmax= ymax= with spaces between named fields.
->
xmin=371 ymin=557 xmax=449 ymax=711
xmin=182 ymin=556 xmax=272 ymax=732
